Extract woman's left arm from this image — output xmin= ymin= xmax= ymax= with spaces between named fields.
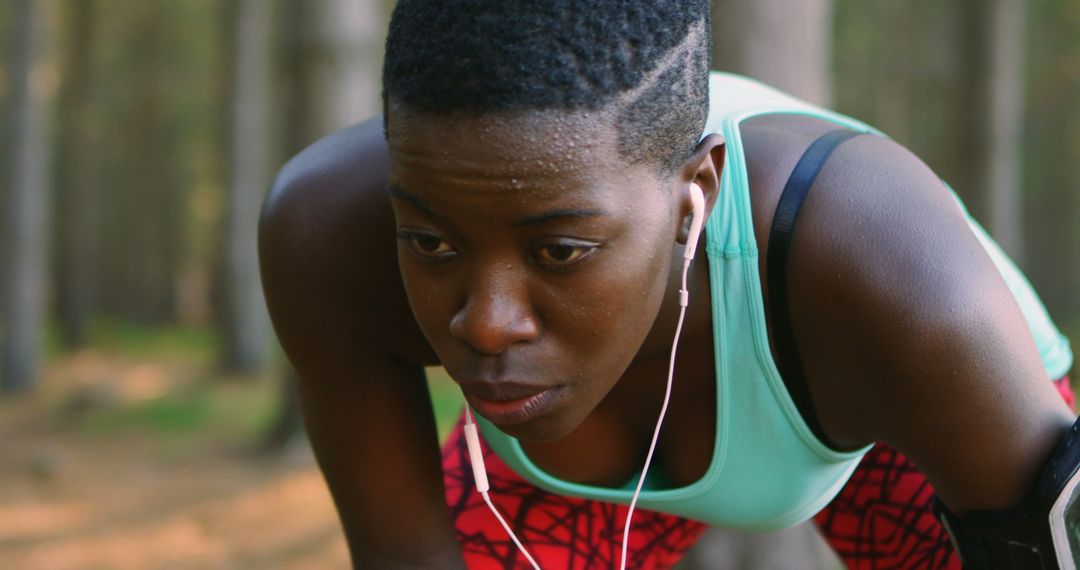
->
xmin=785 ymin=133 xmax=1075 ymax=514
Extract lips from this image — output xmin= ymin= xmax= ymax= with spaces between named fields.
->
xmin=463 ymin=383 xmax=563 ymax=426
xmin=459 ymin=381 xmax=551 ymax=402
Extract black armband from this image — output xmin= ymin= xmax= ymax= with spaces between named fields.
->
xmin=934 ymin=416 xmax=1080 ymax=569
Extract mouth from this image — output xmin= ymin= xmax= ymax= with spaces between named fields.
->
xmin=465 ymin=385 xmax=564 ymax=427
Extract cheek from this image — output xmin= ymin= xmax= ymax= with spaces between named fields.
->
xmin=397 ymin=252 xmax=454 ymax=341
xmin=541 ymin=234 xmax=672 ymax=365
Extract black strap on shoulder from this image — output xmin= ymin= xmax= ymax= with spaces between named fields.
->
xmin=766 ymin=128 xmax=863 ymax=447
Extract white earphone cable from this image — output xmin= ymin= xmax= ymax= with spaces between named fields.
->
xmin=481 ymin=490 xmax=541 ymax=570
xmin=619 ymin=256 xmax=692 ymax=570
xmin=464 ymin=407 xmax=542 ymax=570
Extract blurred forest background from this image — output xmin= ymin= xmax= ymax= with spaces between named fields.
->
xmin=0 ymin=0 xmax=1077 ymax=568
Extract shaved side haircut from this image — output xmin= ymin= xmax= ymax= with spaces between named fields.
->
xmin=382 ymin=0 xmax=711 ymax=174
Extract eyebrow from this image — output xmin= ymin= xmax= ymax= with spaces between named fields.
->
xmin=387 ymin=184 xmax=607 ymax=226
xmin=387 ymin=184 xmax=439 ymax=218
xmin=511 ymin=208 xmax=607 ymax=227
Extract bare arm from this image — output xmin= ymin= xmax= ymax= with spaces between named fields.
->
xmin=776 ymin=132 xmax=1075 ymax=513
xmin=259 ymin=119 xmax=463 ymax=568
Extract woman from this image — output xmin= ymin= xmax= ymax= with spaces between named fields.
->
xmin=258 ymin=1 xmax=1077 ymax=568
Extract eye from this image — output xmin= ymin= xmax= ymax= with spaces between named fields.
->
xmin=399 ymin=230 xmax=457 ymax=259
xmin=532 ymin=241 xmax=598 ymax=266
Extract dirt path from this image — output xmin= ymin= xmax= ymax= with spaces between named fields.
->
xmin=0 ymin=350 xmax=840 ymax=569
xmin=0 ymin=351 xmax=350 ymax=569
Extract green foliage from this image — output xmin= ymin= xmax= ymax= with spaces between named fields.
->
xmin=80 ymin=389 xmax=214 ymax=435
xmin=81 ymin=318 xmax=221 ymax=359
xmin=69 ymin=362 xmax=459 ymax=446
xmin=76 ymin=374 xmax=277 ymax=443
xmin=426 ymin=366 xmax=465 ymax=442
xmin=41 ymin=320 xmax=270 ymax=449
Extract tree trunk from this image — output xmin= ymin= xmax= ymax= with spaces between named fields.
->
xmin=221 ymin=0 xmax=274 ymax=373
xmin=711 ymin=0 xmax=834 ymax=106
xmin=259 ymin=366 xmax=304 ymax=453
xmin=2 ymin=0 xmax=55 ymax=395
xmin=875 ymin=0 xmax=913 ymax=144
xmin=985 ymin=0 xmax=1026 ymax=265
xmin=283 ymin=0 xmax=385 ymax=149
xmin=953 ymin=0 xmax=1026 ymax=264
xmin=110 ymin=2 xmax=177 ymax=325
xmin=993 ymin=0 xmax=1073 ymax=331
xmin=54 ymin=0 xmax=98 ymax=350
xmin=260 ymin=0 xmax=388 ymax=447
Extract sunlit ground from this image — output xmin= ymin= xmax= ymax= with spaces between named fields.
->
xmin=1 ymin=320 xmax=1074 ymax=569
xmin=0 ymin=322 xmax=464 ymax=569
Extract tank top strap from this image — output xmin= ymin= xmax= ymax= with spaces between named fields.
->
xmin=766 ymin=128 xmax=865 ymax=447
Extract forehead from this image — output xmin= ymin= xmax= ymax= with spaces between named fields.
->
xmin=386 ymin=106 xmax=637 ymax=185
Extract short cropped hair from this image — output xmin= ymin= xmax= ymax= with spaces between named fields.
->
xmin=382 ymin=0 xmax=711 ymax=174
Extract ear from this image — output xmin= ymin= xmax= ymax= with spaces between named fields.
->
xmin=676 ymin=134 xmax=726 ymax=244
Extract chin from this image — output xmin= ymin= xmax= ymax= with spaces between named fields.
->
xmin=494 ymin=413 xmax=579 ymax=443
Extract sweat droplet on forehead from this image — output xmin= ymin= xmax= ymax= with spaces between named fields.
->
xmin=385 ymin=106 xmax=672 ymax=221
xmin=390 ymin=108 xmax=607 ymax=173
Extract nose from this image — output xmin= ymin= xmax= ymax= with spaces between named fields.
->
xmin=449 ymin=268 xmax=540 ymax=355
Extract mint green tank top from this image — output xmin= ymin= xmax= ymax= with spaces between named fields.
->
xmin=474 ymin=72 xmax=1073 ymax=530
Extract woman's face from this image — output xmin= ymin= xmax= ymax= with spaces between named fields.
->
xmin=387 ymin=108 xmax=684 ymax=442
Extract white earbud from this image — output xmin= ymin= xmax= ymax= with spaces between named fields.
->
xmin=684 ymin=183 xmax=706 ymax=261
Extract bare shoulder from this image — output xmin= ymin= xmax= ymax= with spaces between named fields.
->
xmin=744 ymin=115 xmax=1074 ymax=511
xmin=258 ymin=120 xmax=460 ymax=565
xmin=259 ymin=117 xmax=434 ymax=366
